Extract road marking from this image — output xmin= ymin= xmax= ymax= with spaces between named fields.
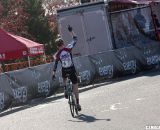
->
xmin=110 ymin=103 xmax=121 ymax=110
xmin=136 ymin=98 xmax=145 ymax=101
xmin=101 ymin=109 xmax=110 ymax=112
xmin=101 ymin=98 xmax=146 ymax=113
xmin=101 ymin=102 xmax=128 ymax=112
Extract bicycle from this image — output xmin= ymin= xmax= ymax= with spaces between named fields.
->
xmin=66 ymin=75 xmax=79 ymax=118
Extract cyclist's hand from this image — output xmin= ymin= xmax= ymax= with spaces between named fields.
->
xmin=52 ymin=71 xmax=56 ymax=80
xmin=77 ymin=76 xmax=81 ymax=83
xmin=68 ymin=25 xmax=73 ymax=32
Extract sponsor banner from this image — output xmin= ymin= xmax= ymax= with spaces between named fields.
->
xmin=29 ymin=47 xmax=44 ymax=55
xmin=111 ymin=6 xmax=160 ymax=49
xmin=0 ymin=53 xmax=6 ymax=60
xmin=12 ymin=87 xmax=27 ymax=103
xmin=38 ymin=81 xmax=50 ymax=96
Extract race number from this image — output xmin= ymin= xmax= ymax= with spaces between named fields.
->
xmin=61 ymin=57 xmax=72 ymax=68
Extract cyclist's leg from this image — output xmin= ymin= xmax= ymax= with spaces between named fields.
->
xmin=67 ymin=66 xmax=81 ymax=110
xmin=63 ymin=78 xmax=68 ymax=99
xmin=72 ymin=83 xmax=81 ymax=111
xmin=70 ymin=71 xmax=81 ymax=107
xmin=69 ymin=67 xmax=79 ymax=102
xmin=63 ymin=78 xmax=67 ymax=89
xmin=62 ymin=68 xmax=68 ymax=99
xmin=72 ymin=83 xmax=79 ymax=103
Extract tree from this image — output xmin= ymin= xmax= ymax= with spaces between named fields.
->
xmin=0 ymin=0 xmax=81 ymax=56
xmin=26 ymin=0 xmax=56 ymax=54
xmin=42 ymin=0 xmax=80 ymax=54
xmin=0 ymin=0 xmax=57 ymax=55
xmin=0 ymin=0 xmax=29 ymax=35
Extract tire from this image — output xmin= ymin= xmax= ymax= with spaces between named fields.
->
xmin=69 ymin=94 xmax=75 ymax=118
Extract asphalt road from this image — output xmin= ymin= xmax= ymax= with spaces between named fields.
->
xmin=0 ymin=70 xmax=160 ymax=130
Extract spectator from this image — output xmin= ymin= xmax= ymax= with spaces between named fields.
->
xmin=149 ymin=14 xmax=160 ymax=40
xmin=150 ymin=14 xmax=160 ymax=30
xmin=153 ymin=14 xmax=160 ymax=28
xmin=134 ymin=9 xmax=146 ymax=30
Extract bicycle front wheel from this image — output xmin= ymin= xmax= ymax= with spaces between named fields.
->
xmin=69 ymin=94 xmax=75 ymax=118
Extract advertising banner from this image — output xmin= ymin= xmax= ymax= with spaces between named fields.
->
xmin=111 ymin=6 xmax=160 ymax=49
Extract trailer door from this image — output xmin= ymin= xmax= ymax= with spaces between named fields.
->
xmin=83 ymin=10 xmax=113 ymax=55
xmin=58 ymin=14 xmax=88 ymax=56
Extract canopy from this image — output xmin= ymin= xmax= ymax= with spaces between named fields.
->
xmin=0 ymin=29 xmax=44 ymax=61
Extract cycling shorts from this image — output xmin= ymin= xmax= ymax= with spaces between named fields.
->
xmin=62 ymin=66 xmax=78 ymax=84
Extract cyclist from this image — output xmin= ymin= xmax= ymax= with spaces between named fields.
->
xmin=52 ymin=25 xmax=81 ymax=111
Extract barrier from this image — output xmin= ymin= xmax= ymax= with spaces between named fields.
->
xmin=0 ymin=42 xmax=160 ymax=112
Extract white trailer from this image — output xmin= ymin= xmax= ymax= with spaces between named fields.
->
xmin=57 ymin=1 xmax=113 ymax=56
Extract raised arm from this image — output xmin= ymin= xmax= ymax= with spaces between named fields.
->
xmin=67 ymin=25 xmax=78 ymax=49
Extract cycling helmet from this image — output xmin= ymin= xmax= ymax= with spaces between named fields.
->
xmin=55 ymin=37 xmax=64 ymax=47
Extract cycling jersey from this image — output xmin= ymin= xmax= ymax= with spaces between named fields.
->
xmin=53 ymin=36 xmax=78 ymax=71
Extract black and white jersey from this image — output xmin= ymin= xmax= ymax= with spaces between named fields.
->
xmin=53 ymin=36 xmax=78 ymax=71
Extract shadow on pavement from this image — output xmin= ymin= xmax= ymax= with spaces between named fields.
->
xmin=68 ymin=114 xmax=111 ymax=123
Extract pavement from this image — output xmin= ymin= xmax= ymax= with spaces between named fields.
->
xmin=0 ymin=70 xmax=160 ymax=130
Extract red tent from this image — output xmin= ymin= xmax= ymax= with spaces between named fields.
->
xmin=0 ymin=29 xmax=44 ymax=61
